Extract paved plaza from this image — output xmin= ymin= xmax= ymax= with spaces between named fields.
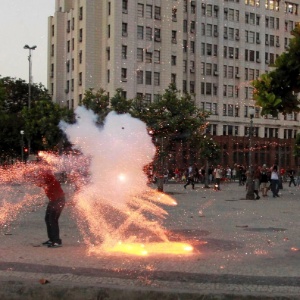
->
xmin=0 ymin=180 xmax=300 ymax=299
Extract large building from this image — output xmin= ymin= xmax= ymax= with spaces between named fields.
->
xmin=48 ymin=0 xmax=300 ymax=169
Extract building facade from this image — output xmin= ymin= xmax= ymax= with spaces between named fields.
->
xmin=48 ymin=0 xmax=300 ymax=169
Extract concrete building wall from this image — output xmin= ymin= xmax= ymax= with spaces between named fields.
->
xmin=47 ymin=0 xmax=300 ymax=167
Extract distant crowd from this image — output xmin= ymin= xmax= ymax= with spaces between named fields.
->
xmin=154 ymin=164 xmax=299 ymax=198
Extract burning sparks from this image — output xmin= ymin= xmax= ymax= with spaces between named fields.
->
xmin=1 ymin=108 xmax=194 ymax=257
xmin=91 ymin=241 xmax=194 ymax=256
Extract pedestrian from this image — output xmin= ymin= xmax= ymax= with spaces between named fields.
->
xmin=288 ymin=169 xmax=296 ymax=187
xmin=253 ymin=167 xmax=261 ymax=200
xmin=213 ymin=165 xmax=222 ymax=190
xmin=25 ymin=155 xmax=65 ymax=248
xmin=260 ymin=164 xmax=270 ymax=197
xmin=226 ymin=166 xmax=232 ymax=182
xmin=184 ymin=172 xmax=195 ymax=189
xmin=232 ymin=166 xmax=237 ymax=182
xmin=270 ymin=165 xmax=280 ymax=198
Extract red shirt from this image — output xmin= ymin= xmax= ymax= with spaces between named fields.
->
xmin=35 ymin=170 xmax=65 ymax=202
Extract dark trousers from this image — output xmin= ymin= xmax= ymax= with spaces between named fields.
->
xmin=45 ymin=197 xmax=65 ymax=244
xmin=289 ymin=176 xmax=296 ymax=187
xmin=215 ymin=178 xmax=221 ymax=190
xmin=270 ymin=179 xmax=279 ymax=197
xmin=184 ymin=177 xmax=195 ymax=189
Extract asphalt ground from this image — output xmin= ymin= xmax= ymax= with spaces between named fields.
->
xmin=0 ymin=180 xmax=300 ymax=299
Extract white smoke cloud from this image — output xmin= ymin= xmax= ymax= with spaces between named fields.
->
xmin=60 ymin=107 xmax=155 ymax=208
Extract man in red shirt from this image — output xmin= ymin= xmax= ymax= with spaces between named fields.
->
xmin=26 ymin=155 xmax=65 ymax=248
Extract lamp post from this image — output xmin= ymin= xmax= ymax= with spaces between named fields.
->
xmin=20 ymin=130 xmax=24 ymax=162
xmin=246 ymin=107 xmax=255 ymax=200
xmin=23 ymin=44 xmax=37 ymax=154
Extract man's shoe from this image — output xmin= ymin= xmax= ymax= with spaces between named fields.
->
xmin=42 ymin=240 xmax=52 ymax=246
xmin=256 ymin=196 xmax=260 ymax=200
xmin=48 ymin=242 xmax=62 ymax=248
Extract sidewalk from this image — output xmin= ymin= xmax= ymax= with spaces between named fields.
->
xmin=1 ymin=181 xmax=300 ymax=299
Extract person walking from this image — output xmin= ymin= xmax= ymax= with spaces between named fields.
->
xmin=253 ymin=167 xmax=261 ymax=200
xmin=214 ymin=165 xmax=222 ymax=190
xmin=25 ymin=155 xmax=66 ymax=248
xmin=260 ymin=164 xmax=270 ymax=197
xmin=288 ymin=169 xmax=296 ymax=187
xmin=270 ymin=165 xmax=280 ymax=198
xmin=183 ymin=173 xmax=195 ymax=190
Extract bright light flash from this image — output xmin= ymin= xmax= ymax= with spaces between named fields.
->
xmin=118 ymin=173 xmax=126 ymax=182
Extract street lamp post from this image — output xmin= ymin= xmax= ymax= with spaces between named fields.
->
xmin=23 ymin=44 xmax=37 ymax=154
xmin=20 ymin=130 xmax=24 ymax=162
xmin=246 ymin=108 xmax=255 ymax=200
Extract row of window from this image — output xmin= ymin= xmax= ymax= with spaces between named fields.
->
xmin=205 ymin=124 xmax=296 ymax=139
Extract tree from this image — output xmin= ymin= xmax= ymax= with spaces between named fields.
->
xmin=22 ymin=99 xmax=73 ymax=152
xmin=135 ymin=84 xmax=210 ymax=191
xmin=0 ymin=76 xmax=73 ymax=162
xmin=110 ymin=88 xmax=133 ymax=114
xmin=252 ymin=27 xmax=300 ymax=116
xmin=81 ymin=88 xmax=110 ymax=123
xmin=197 ymin=136 xmax=221 ymax=188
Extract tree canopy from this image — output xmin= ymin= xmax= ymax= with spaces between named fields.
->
xmin=252 ymin=27 xmax=300 ymax=116
xmin=0 ymin=76 xmax=73 ymax=162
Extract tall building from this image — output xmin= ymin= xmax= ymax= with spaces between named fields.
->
xmin=48 ymin=0 xmax=300 ymax=168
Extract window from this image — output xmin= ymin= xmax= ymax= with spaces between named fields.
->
xmin=146 ymin=5 xmax=153 ymax=18
xmin=228 ymin=9 xmax=234 ymax=21
xmin=107 ymin=70 xmax=110 ymax=83
xmin=146 ymin=71 xmax=152 ymax=85
xmin=206 ymin=63 xmax=212 ymax=75
xmin=154 ymin=72 xmax=160 ymax=86
xmin=145 ymin=94 xmax=152 ymax=104
xmin=50 ymin=63 xmax=54 ymax=77
xmin=79 ymin=29 xmax=83 ymax=42
xmin=172 ymin=30 xmax=177 ymax=43
xmin=206 ymin=43 xmax=212 ymax=55
xmin=122 ymin=0 xmax=128 ymax=12
xmin=154 ymin=6 xmax=161 ymax=19
xmin=122 ymin=23 xmax=128 ymax=36
xmin=122 ymin=45 xmax=127 ymax=59
xmin=107 ymin=47 xmax=110 ymax=60
xmin=137 ymin=26 xmax=144 ymax=39
xmin=206 ymin=24 xmax=213 ymax=36
xmin=154 ymin=50 xmax=160 ymax=63
xmin=137 ymin=3 xmax=144 ymax=17
xmin=146 ymin=51 xmax=152 ymax=63
xmin=121 ymin=68 xmax=127 ymax=81
xmin=137 ymin=48 xmax=143 ymax=62
xmin=171 ymin=73 xmax=176 ymax=85
xmin=183 ymin=60 xmax=187 ymax=72
xmin=79 ymin=72 xmax=82 ymax=85
xmin=79 ymin=6 xmax=83 ymax=20
xmin=171 ymin=55 xmax=177 ymax=66
xmin=206 ymin=82 xmax=212 ymax=95
xmin=107 ymin=25 xmax=110 ymax=38
xmin=183 ymin=20 xmax=188 ymax=33
xmin=67 ymin=41 xmax=70 ymax=52
xmin=154 ymin=28 xmax=161 ymax=41
xmin=183 ymin=40 xmax=188 ymax=52
xmin=172 ymin=7 xmax=177 ymax=21
xmin=206 ymin=4 xmax=212 ymax=16
xmin=146 ymin=27 xmax=152 ymax=41
xmin=137 ymin=70 xmax=143 ymax=84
